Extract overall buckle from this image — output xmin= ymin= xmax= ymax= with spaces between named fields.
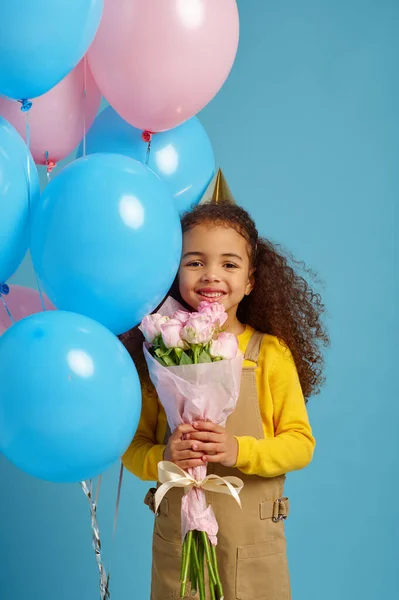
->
xmin=272 ymin=497 xmax=288 ymax=522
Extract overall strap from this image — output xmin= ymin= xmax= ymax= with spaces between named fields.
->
xmin=244 ymin=330 xmax=265 ymax=364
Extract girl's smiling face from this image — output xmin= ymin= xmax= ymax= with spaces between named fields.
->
xmin=178 ymin=224 xmax=253 ymax=327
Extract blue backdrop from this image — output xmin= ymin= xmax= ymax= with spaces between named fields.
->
xmin=2 ymin=1 xmax=398 ymax=598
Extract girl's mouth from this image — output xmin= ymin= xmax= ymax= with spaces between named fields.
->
xmin=196 ymin=289 xmax=226 ymax=301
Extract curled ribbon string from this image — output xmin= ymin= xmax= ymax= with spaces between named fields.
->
xmin=155 ymin=461 xmax=244 ymax=514
xmin=106 ymin=463 xmax=124 ymax=593
xmin=95 ymin=474 xmax=102 ymax=508
xmin=0 ymin=282 xmax=14 ymax=325
xmin=80 ymin=465 xmax=124 ymax=600
xmin=83 ymin=54 xmax=88 ymax=158
xmin=142 ymin=130 xmax=154 ymax=165
xmin=24 ymin=112 xmax=46 ymax=312
xmin=80 ymin=479 xmax=110 ymax=600
xmin=45 ymin=150 xmax=56 ymax=181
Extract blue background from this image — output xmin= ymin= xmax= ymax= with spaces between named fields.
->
xmin=1 ymin=1 xmax=398 ymax=598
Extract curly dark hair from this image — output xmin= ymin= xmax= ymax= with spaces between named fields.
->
xmin=121 ymin=203 xmax=329 ymax=399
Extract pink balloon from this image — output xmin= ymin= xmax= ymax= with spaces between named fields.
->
xmin=0 ymin=59 xmax=101 ymax=165
xmin=0 ymin=285 xmax=55 ymax=335
xmin=88 ymin=0 xmax=239 ymax=132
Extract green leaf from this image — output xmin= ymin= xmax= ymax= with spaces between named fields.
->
xmin=154 ymin=355 xmax=168 ymax=367
xmin=198 ymin=349 xmax=212 ymax=363
xmin=162 ymin=354 xmax=178 ymax=367
xmin=179 ymin=352 xmax=193 ymax=365
xmin=153 ymin=334 xmax=162 ymax=348
xmin=173 ymin=348 xmax=183 ymax=361
xmin=160 ymin=338 xmax=170 ymax=354
xmin=155 ymin=347 xmax=173 ymax=359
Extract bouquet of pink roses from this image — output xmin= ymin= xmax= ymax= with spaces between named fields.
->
xmin=139 ymin=300 xmax=244 ymax=600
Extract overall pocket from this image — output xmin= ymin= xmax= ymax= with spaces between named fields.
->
xmin=151 ymin=533 xmax=189 ymax=600
xmin=236 ymin=538 xmax=291 ymax=600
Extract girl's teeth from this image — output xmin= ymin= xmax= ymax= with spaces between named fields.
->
xmin=200 ymin=292 xmax=223 ymax=298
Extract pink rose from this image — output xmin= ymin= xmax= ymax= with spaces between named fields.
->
xmin=139 ymin=313 xmax=169 ymax=343
xmin=198 ymin=301 xmax=228 ymax=327
xmin=181 ymin=313 xmax=215 ymax=344
xmin=160 ymin=319 xmax=187 ymax=349
xmin=210 ymin=332 xmax=238 ymax=360
xmin=173 ymin=309 xmax=190 ymax=325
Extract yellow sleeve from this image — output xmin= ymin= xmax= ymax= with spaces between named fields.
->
xmin=122 ymin=376 xmax=166 ymax=481
xmin=235 ymin=339 xmax=315 ymax=478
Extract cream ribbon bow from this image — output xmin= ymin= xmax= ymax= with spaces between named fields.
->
xmin=154 ymin=461 xmax=244 ymax=514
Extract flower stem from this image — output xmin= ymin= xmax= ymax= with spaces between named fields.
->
xmin=193 ymin=344 xmax=200 ymax=364
xmin=200 ymin=531 xmax=217 ymax=586
xmin=180 ymin=531 xmax=193 ymax=598
xmin=197 ymin=533 xmax=206 ymax=600
xmin=190 ymin=532 xmax=199 ymax=596
xmin=211 ymin=544 xmax=224 ymax=599
xmin=180 ymin=536 xmax=187 ymax=582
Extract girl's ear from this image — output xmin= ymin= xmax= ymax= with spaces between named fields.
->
xmin=245 ymin=269 xmax=255 ymax=296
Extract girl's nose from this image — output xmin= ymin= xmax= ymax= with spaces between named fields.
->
xmin=200 ymin=271 xmax=220 ymax=283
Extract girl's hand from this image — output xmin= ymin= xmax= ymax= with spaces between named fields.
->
xmin=164 ymin=424 xmax=205 ymax=470
xmin=186 ymin=421 xmax=238 ymax=468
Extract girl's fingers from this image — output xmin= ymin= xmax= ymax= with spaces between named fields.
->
xmin=175 ymin=439 xmax=199 ymax=451
xmin=192 ymin=442 xmax=221 ymax=454
xmin=202 ymin=453 xmax=225 ymax=463
xmin=186 ymin=432 xmax=221 ymax=443
xmin=176 ymin=459 xmax=205 ymax=470
xmin=173 ymin=424 xmax=196 ymax=438
xmin=177 ymin=450 xmax=204 ymax=460
xmin=193 ymin=421 xmax=224 ymax=434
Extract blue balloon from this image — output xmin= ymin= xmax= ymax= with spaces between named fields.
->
xmin=31 ymin=154 xmax=182 ymax=335
xmin=79 ymin=108 xmax=215 ymax=215
xmin=0 ymin=310 xmax=141 ymax=482
xmin=0 ymin=0 xmax=103 ymax=100
xmin=0 ymin=116 xmax=40 ymax=282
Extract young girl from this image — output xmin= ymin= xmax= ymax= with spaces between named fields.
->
xmin=122 ymin=202 xmax=329 ymax=600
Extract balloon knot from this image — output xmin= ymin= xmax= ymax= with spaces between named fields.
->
xmin=19 ymin=99 xmax=32 ymax=112
xmin=0 ymin=282 xmax=10 ymax=296
xmin=47 ymin=161 xmax=57 ymax=174
xmin=142 ymin=130 xmax=153 ymax=143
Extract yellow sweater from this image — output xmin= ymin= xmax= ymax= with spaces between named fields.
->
xmin=122 ymin=325 xmax=315 ymax=480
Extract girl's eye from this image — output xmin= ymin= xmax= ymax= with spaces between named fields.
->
xmin=186 ymin=261 xmax=203 ymax=268
xmin=224 ymin=262 xmax=238 ymax=269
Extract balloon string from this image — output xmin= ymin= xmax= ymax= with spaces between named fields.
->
xmin=142 ymin=131 xmax=153 ymax=165
xmin=24 ymin=111 xmax=46 ymax=312
xmin=106 ymin=463 xmax=124 ymax=592
xmin=44 ymin=151 xmax=56 ymax=181
xmin=95 ymin=475 xmax=102 ymax=507
xmin=80 ymin=479 xmax=110 ymax=600
xmin=145 ymin=139 xmax=152 ymax=165
xmin=0 ymin=283 xmax=14 ymax=325
xmin=0 ymin=296 xmax=14 ymax=325
xmin=83 ymin=54 xmax=88 ymax=158
xmin=80 ymin=465 xmax=124 ymax=600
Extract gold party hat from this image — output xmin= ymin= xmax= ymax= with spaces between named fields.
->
xmin=199 ymin=168 xmax=236 ymax=205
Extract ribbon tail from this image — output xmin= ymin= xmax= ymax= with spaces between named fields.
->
xmin=203 ymin=474 xmax=244 ymax=507
xmin=154 ymin=481 xmax=175 ymax=514
xmin=219 ymin=478 xmax=242 ymax=507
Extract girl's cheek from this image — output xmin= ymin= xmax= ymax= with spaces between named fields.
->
xmin=178 ymin=281 xmax=192 ymax=306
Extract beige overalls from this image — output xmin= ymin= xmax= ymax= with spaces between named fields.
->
xmin=146 ymin=330 xmax=291 ymax=600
